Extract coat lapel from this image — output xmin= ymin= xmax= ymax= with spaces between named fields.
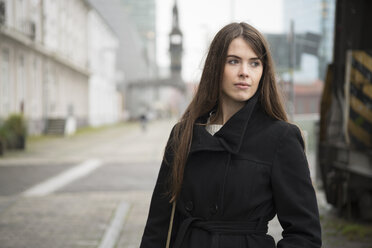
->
xmin=190 ymin=94 xmax=259 ymax=154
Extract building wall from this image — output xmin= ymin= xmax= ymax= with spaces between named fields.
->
xmin=43 ymin=60 xmax=89 ymax=121
xmin=1 ymin=0 xmax=41 ymax=41
xmin=0 ymin=3 xmax=46 ymax=134
xmin=283 ymin=0 xmax=335 ymax=81
xmin=121 ymin=0 xmax=157 ymax=77
xmin=88 ymin=9 xmax=121 ymax=126
xmin=88 ymin=0 xmax=155 ymax=119
xmin=88 ymin=0 xmax=149 ymax=83
xmin=43 ymin=0 xmax=89 ymax=68
xmin=0 ymin=0 xmax=91 ymax=134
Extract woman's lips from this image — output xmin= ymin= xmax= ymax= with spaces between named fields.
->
xmin=234 ymin=82 xmax=251 ymax=89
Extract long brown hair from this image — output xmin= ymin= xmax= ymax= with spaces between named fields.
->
xmin=168 ymin=22 xmax=287 ymax=202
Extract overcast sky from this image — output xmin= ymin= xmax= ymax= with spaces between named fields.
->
xmin=156 ymin=0 xmax=284 ymax=82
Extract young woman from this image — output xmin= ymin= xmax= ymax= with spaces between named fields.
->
xmin=140 ymin=22 xmax=322 ymax=248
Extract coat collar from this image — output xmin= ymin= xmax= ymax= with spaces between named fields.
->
xmin=190 ymin=94 xmax=259 ymax=154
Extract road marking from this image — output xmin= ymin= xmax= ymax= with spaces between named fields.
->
xmin=98 ymin=201 xmax=130 ymax=248
xmin=22 ymin=159 xmax=102 ymax=197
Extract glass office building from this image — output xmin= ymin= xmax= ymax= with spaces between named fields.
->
xmin=120 ymin=0 xmax=157 ymax=77
xmin=283 ymin=0 xmax=335 ymax=81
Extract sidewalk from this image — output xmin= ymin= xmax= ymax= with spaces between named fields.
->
xmin=0 ymin=121 xmax=140 ymax=166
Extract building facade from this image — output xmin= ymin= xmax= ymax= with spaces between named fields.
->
xmin=88 ymin=9 xmax=121 ymax=127
xmin=120 ymin=0 xmax=157 ymax=77
xmin=88 ymin=0 xmax=153 ymax=119
xmin=283 ymin=0 xmax=335 ymax=81
xmin=88 ymin=0 xmax=149 ymax=83
xmin=125 ymin=0 xmax=185 ymax=119
xmin=0 ymin=0 xmax=121 ymax=134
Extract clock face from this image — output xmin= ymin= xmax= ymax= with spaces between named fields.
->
xmin=171 ymin=34 xmax=182 ymax=45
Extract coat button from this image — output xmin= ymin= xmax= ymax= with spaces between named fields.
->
xmin=185 ymin=201 xmax=193 ymax=211
xmin=210 ymin=204 xmax=218 ymax=215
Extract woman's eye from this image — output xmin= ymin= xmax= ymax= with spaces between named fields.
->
xmin=250 ymin=61 xmax=261 ymax=67
xmin=228 ymin=59 xmax=239 ymax=65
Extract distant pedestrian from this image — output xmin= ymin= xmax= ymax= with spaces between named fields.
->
xmin=140 ymin=22 xmax=321 ymax=248
xmin=139 ymin=114 xmax=148 ymax=132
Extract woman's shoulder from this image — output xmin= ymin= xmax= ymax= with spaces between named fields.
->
xmin=257 ymin=112 xmax=303 ymax=143
xmin=256 ymin=106 xmax=301 ymax=135
xmin=270 ymin=119 xmax=300 ymax=132
xmin=268 ymin=119 xmax=302 ymax=136
xmin=166 ymin=121 xmax=185 ymax=144
xmin=254 ymin=109 xmax=286 ymax=131
xmin=271 ymin=120 xmax=305 ymax=149
xmin=169 ymin=121 xmax=182 ymax=137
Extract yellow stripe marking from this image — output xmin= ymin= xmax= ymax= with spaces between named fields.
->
xmin=350 ymin=68 xmax=369 ymax=88
xmin=352 ymin=51 xmax=372 ymax=74
xmin=348 ymin=120 xmax=371 ymax=147
xmin=363 ymin=84 xmax=372 ymax=100
xmin=350 ymin=96 xmax=372 ymax=123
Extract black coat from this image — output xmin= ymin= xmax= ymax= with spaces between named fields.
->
xmin=140 ymin=95 xmax=322 ymax=248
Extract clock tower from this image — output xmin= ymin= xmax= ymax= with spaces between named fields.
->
xmin=169 ymin=0 xmax=183 ymax=77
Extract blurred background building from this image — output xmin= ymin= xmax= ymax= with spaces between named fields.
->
xmin=283 ymin=0 xmax=335 ymax=81
xmin=125 ymin=0 xmax=186 ymax=119
xmin=0 ymin=0 xmax=189 ymax=135
xmin=120 ymin=0 xmax=157 ymax=78
xmin=87 ymin=5 xmax=121 ymax=127
xmin=87 ymin=0 xmax=152 ymax=120
xmin=0 ymin=0 xmax=93 ymax=135
xmin=0 ymin=0 xmax=137 ymax=134
xmin=262 ymin=0 xmax=336 ymax=118
xmin=89 ymin=0 xmax=185 ymax=120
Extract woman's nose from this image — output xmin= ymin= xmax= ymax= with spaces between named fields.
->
xmin=239 ymin=64 xmax=249 ymax=78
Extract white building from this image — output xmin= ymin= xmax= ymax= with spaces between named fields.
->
xmin=88 ymin=0 xmax=152 ymax=119
xmin=1 ymin=0 xmax=45 ymax=134
xmin=0 ymin=0 xmax=122 ymax=134
xmin=88 ymin=9 xmax=121 ymax=127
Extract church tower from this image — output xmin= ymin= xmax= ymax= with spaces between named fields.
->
xmin=169 ymin=0 xmax=183 ymax=77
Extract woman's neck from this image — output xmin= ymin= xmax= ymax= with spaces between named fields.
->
xmin=211 ymin=98 xmax=245 ymax=125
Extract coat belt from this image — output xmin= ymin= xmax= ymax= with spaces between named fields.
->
xmin=173 ymin=217 xmax=268 ymax=248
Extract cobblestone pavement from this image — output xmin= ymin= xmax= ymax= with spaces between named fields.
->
xmin=0 ymin=119 xmax=371 ymax=248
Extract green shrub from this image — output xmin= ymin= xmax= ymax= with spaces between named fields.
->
xmin=0 ymin=125 xmax=6 ymax=155
xmin=3 ymin=114 xmax=27 ymax=150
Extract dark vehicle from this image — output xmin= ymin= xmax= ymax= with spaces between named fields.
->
xmin=318 ymin=0 xmax=372 ymax=220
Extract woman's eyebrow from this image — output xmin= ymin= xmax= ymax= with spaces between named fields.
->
xmin=226 ymin=55 xmax=241 ymax=59
xmin=226 ymin=55 xmax=260 ymax=60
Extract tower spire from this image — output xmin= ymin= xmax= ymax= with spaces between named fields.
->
xmin=169 ymin=0 xmax=183 ymax=77
xmin=172 ymin=0 xmax=179 ymax=29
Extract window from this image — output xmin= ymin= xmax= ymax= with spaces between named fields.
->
xmin=1 ymin=49 xmax=10 ymax=115
xmin=28 ymin=55 xmax=39 ymax=115
xmin=0 ymin=1 xmax=5 ymax=25
xmin=17 ymin=54 xmax=25 ymax=112
xmin=16 ymin=0 xmax=26 ymax=32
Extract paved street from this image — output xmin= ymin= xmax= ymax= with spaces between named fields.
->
xmin=0 ymin=120 xmax=172 ymax=248
xmin=0 ymin=119 xmax=371 ymax=248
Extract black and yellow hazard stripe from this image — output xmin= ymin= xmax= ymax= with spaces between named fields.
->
xmin=348 ymin=51 xmax=372 ymax=149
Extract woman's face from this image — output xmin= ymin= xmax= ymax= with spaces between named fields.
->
xmin=221 ymin=37 xmax=263 ymax=107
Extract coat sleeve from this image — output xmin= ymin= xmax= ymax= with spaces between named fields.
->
xmin=140 ymin=126 xmax=179 ymax=248
xmin=271 ymin=123 xmax=322 ymax=248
